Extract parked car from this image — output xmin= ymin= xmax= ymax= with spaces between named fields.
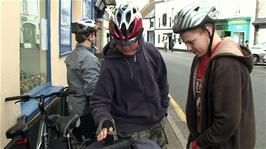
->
xmin=249 ymin=45 xmax=266 ymax=64
xmin=263 ymin=54 xmax=266 ymax=63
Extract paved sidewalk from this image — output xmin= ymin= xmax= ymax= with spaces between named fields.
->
xmin=164 ymin=114 xmax=186 ymax=149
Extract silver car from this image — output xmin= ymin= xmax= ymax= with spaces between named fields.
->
xmin=249 ymin=45 xmax=266 ymax=64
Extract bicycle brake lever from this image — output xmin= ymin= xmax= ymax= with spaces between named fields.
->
xmin=15 ymin=101 xmax=21 ymax=104
xmin=15 ymin=99 xmax=30 ymax=104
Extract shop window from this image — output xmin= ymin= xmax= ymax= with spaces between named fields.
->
xmin=83 ymin=0 xmax=93 ymax=19
xmin=59 ymin=0 xmax=72 ymax=56
xmin=20 ymin=0 xmax=48 ymax=95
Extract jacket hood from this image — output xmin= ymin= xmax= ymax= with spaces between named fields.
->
xmin=212 ymin=37 xmax=253 ymax=72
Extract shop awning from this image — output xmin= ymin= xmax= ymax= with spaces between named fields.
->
xmin=252 ymin=18 xmax=266 ymax=26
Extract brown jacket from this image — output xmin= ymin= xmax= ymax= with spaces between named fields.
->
xmin=186 ymin=37 xmax=256 ymax=149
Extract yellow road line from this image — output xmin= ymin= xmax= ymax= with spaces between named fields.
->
xmin=169 ymin=94 xmax=187 ymax=124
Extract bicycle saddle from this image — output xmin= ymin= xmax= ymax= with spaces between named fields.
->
xmin=46 ymin=114 xmax=80 ymax=138
xmin=6 ymin=115 xmax=29 ymax=139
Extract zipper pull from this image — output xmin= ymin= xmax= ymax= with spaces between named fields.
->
xmin=134 ymin=54 xmax=136 ymax=62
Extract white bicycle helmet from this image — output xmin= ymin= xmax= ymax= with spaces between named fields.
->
xmin=109 ymin=3 xmax=143 ymax=46
xmin=172 ymin=4 xmax=217 ymax=33
xmin=72 ymin=19 xmax=98 ymax=34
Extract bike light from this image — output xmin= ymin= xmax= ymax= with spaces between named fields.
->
xmin=15 ymin=137 xmax=28 ymax=145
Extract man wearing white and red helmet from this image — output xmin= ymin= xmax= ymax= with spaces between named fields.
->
xmin=172 ymin=3 xmax=255 ymax=149
xmin=90 ymin=2 xmax=169 ymax=148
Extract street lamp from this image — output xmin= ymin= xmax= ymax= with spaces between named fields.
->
xmin=95 ymin=0 xmax=106 ymax=11
xmin=95 ymin=0 xmax=116 ymax=11
xmin=104 ymin=0 xmax=116 ymax=6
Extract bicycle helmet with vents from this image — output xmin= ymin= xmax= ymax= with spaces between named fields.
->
xmin=72 ymin=19 xmax=98 ymax=43
xmin=72 ymin=19 xmax=98 ymax=34
xmin=172 ymin=4 xmax=217 ymax=33
xmin=109 ymin=3 xmax=143 ymax=46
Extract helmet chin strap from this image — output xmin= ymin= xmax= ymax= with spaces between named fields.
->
xmin=204 ymin=24 xmax=215 ymax=56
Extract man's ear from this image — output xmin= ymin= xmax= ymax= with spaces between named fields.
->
xmin=206 ymin=26 xmax=213 ymax=33
xmin=202 ymin=26 xmax=212 ymax=36
xmin=87 ymin=34 xmax=93 ymax=41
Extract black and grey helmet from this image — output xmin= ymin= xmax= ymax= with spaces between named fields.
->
xmin=72 ymin=19 xmax=98 ymax=34
xmin=172 ymin=4 xmax=217 ymax=33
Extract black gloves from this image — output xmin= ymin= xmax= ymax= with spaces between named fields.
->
xmin=102 ymin=120 xmax=116 ymax=145
xmin=102 ymin=120 xmax=114 ymax=130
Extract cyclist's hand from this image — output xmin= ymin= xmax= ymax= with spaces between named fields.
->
xmin=97 ymin=120 xmax=114 ymax=141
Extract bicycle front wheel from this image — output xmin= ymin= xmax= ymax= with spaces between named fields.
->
xmin=36 ymin=121 xmax=49 ymax=149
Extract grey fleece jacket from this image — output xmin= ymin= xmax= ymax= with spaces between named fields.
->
xmin=65 ymin=43 xmax=100 ymax=116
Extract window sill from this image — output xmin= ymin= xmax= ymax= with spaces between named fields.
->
xmin=20 ymin=85 xmax=64 ymax=121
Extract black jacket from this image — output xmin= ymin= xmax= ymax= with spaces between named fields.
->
xmin=90 ymin=40 xmax=169 ymax=133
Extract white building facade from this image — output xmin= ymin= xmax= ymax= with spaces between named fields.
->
xmin=142 ymin=0 xmax=257 ymax=50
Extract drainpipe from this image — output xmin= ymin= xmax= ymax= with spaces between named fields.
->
xmin=96 ymin=18 xmax=104 ymax=53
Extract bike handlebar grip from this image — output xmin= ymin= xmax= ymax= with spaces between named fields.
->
xmin=5 ymin=87 xmax=74 ymax=102
xmin=5 ymin=95 xmax=31 ymax=102
xmin=67 ymin=90 xmax=76 ymax=94
xmin=60 ymin=88 xmax=76 ymax=96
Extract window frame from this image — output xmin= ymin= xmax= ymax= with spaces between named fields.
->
xmin=162 ymin=13 xmax=167 ymax=26
xmin=83 ymin=0 xmax=95 ymax=19
xmin=19 ymin=0 xmax=58 ymax=121
xmin=59 ymin=0 xmax=72 ymax=57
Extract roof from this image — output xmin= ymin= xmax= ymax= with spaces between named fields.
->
xmin=144 ymin=9 xmax=155 ymax=19
xmin=140 ymin=1 xmax=161 ymax=18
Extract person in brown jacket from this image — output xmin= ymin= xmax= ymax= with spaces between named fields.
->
xmin=172 ymin=3 xmax=255 ymax=149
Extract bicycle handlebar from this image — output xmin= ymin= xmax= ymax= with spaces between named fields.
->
xmin=5 ymin=95 xmax=32 ymax=102
xmin=5 ymin=87 xmax=75 ymax=103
